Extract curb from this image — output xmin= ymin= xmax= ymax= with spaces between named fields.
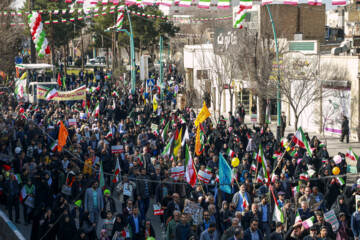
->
xmin=0 ymin=209 xmax=26 ymax=240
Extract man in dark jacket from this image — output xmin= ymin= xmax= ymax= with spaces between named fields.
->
xmin=136 ymin=168 xmax=153 ymax=218
xmin=243 ymin=218 xmax=263 ymax=240
xmin=71 ymin=173 xmax=84 ymax=202
xmin=3 ymin=173 xmax=20 ymax=223
xmin=175 ymin=213 xmax=192 ymax=240
xmin=166 ymin=193 xmax=184 ymax=220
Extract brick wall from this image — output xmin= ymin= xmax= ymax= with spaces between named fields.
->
xmin=260 ymin=4 xmax=326 ymax=44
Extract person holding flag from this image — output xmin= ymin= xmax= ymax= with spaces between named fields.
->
xmin=232 ymin=183 xmax=251 ymax=212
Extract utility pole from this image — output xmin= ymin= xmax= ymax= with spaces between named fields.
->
xmin=29 ymin=0 xmax=36 ymax=63
xmin=81 ymin=28 xmax=84 ymax=71
xmin=50 ymin=12 xmax=55 ymax=78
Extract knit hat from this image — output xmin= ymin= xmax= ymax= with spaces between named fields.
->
xmin=104 ymin=189 xmax=110 ymax=195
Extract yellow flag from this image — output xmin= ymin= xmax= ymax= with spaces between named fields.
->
xmin=153 ymin=96 xmax=158 ymax=111
xmin=195 ymin=126 xmax=202 ymax=156
xmin=173 ymin=127 xmax=183 ymax=157
xmin=194 ymin=102 xmax=211 ymax=127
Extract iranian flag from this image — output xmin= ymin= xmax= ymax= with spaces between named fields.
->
xmin=233 ymin=9 xmax=247 ymax=29
xmin=160 ymin=0 xmax=173 ymax=6
xmin=251 ymin=163 xmax=257 ymax=172
xmin=272 ymin=151 xmax=282 ymax=159
xmin=292 ymin=185 xmax=300 ymax=197
xmin=217 ymin=0 xmax=230 ymax=8
xmin=290 ymin=150 xmax=298 ymax=157
xmin=179 ymin=115 xmax=186 ymax=124
xmin=178 ymin=0 xmax=192 ymax=7
xmin=257 ymin=174 xmax=264 ymax=182
xmin=185 ymin=144 xmax=197 ymax=187
xmin=161 ymin=121 xmax=169 ymax=142
xmin=74 ymin=108 xmax=79 ymax=113
xmin=45 ymin=87 xmax=58 ymax=100
xmin=239 ymin=0 xmax=252 ymax=9
xmin=295 ymin=211 xmax=302 ymax=223
xmin=292 ymin=127 xmax=312 ymax=157
xmin=300 ymin=173 xmax=309 ymax=181
xmin=198 ymin=0 xmax=211 ymax=8
xmin=308 ymin=0 xmax=321 ymax=5
xmin=112 ymin=90 xmax=120 ymax=97
xmin=257 ymin=144 xmax=270 ymax=182
xmin=271 ymin=186 xmax=284 ymax=223
xmin=92 ymin=102 xmax=100 ymax=117
xmin=284 ymin=0 xmax=298 ymax=4
xmin=113 ymin=158 xmax=121 ymax=183
xmin=105 ymin=130 xmax=112 ymax=138
xmin=302 ymin=216 xmax=315 ymax=229
xmin=332 ymin=0 xmax=346 ymax=5
xmin=226 ymin=148 xmax=235 ymax=157
xmin=50 ymin=141 xmax=59 ymax=152
xmin=346 ymin=147 xmax=358 ymax=161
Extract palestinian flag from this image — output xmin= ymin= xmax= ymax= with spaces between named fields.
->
xmin=300 ymin=173 xmax=309 ymax=181
xmin=336 ymin=177 xmax=345 ymax=186
xmin=113 ymin=158 xmax=120 ymax=183
xmin=161 ymin=121 xmax=169 ymax=142
xmin=45 ymin=87 xmax=58 ymax=100
xmin=346 ymin=147 xmax=358 ymax=161
xmin=295 ymin=211 xmax=302 ymax=223
xmin=257 ymin=144 xmax=270 ymax=182
xmin=226 ymin=149 xmax=235 ymax=157
xmin=105 ymin=130 xmax=112 ymax=138
xmin=50 ymin=141 xmax=59 ymax=152
xmin=272 ymin=151 xmax=282 ymax=159
xmin=112 ymin=90 xmax=120 ymax=97
xmin=292 ymin=127 xmax=312 ymax=157
xmin=92 ymin=102 xmax=100 ymax=117
xmin=302 ymin=216 xmax=315 ymax=229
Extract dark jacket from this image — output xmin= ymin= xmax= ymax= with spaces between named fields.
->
xmin=243 ymin=228 xmax=264 ymax=240
xmin=136 ymin=175 xmax=153 ymax=199
xmin=127 ymin=214 xmax=142 ymax=236
xmin=166 ymin=200 xmax=184 ymax=220
xmin=174 ymin=222 xmax=192 ymax=240
xmin=3 ymin=179 xmax=20 ymax=197
xmin=103 ymin=196 xmax=117 ymax=214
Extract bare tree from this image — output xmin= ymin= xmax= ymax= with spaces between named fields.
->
xmin=0 ymin=0 xmax=22 ymax=79
xmin=259 ymin=52 xmax=349 ymax=130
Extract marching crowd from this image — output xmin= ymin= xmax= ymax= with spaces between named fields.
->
xmin=0 ymin=65 xmax=359 ymax=240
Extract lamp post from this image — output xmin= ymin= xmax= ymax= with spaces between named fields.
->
xmin=159 ymin=35 xmax=163 ymax=101
xmin=120 ymin=6 xmax=136 ymax=95
xmin=266 ymin=4 xmax=281 ymax=140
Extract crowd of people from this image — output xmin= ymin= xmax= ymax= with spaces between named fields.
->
xmin=0 ymin=65 xmax=359 ymax=240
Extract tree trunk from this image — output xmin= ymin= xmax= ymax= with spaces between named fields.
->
xmin=229 ymin=88 xmax=233 ymax=113
xmin=294 ymin=115 xmax=299 ymax=131
xmin=106 ymin=48 xmax=109 ymax=69
xmin=64 ymin=45 xmax=67 ymax=76
xmin=217 ymin=91 xmax=222 ymax=123
xmin=258 ymin=96 xmax=267 ymax=124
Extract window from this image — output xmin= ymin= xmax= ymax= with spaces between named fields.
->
xmin=197 ymin=70 xmax=209 ymax=80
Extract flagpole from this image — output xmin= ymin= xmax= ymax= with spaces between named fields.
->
xmin=191 ymin=152 xmax=206 ymax=196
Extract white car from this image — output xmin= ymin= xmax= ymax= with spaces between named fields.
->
xmin=89 ymin=56 xmax=106 ymax=65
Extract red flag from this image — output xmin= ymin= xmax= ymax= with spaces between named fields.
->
xmin=57 ymin=72 xmax=62 ymax=86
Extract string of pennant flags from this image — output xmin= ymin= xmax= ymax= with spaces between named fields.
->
xmin=0 ymin=0 xmax=347 ymax=18
xmin=2 ymin=6 xmax=233 ymax=27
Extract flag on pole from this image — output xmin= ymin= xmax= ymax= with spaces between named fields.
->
xmin=271 ymin=186 xmax=284 ymax=223
xmin=173 ymin=127 xmax=183 ymax=157
xmin=219 ymin=153 xmax=232 ymax=194
xmin=217 ymin=0 xmax=230 ymax=8
xmin=336 ymin=177 xmax=345 ymax=186
xmin=198 ymin=0 xmax=211 ymax=8
xmin=161 ymin=136 xmax=174 ymax=156
xmin=105 ymin=130 xmax=113 ymax=138
xmin=292 ymin=127 xmax=312 ymax=157
xmin=194 ymin=101 xmax=211 ymax=127
xmin=50 ymin=140 xmax=59 ymax=152
xmin=299 ymin=173 xmax=309 ymax=181
xmin=185 ymin=144 xmax=197 ymax=187
xmin=257 ymin=174 xmax=264 ymax=182
xmin=272 ymin=151 xmax=282 ymax=159
xmin=239 ymin=0 xmax=253 ymax=9
xmin=112 ymin=90 xmax=120 ymax=97
xmin=195 ymin=126 xmax=202 ymax=156
xmin=251 ymin=163 xmax=257 ymax=172
xmin=57 ymin=72 xmax=62 ymax=86
xmin=162 ymin=121 xmax=169 ymax=142
xmin=58 ymin=121 xmax=68 ymax=152
xmin=153 ymin=95 xmax=158 ymax=111
xmin=181 ymin=126 xmax=189 ymax=146
xmin=257 ymin=144 xmax=270 ymax=182
xmin=226 ymin=149 xmax=235 ymax=157
xmin=92 ymin=102 xmax=100 ymax=117
xmin=113 ymin=158 xmax=121 ymax=183
xmin=346 ymin=147 xmax=358 ymax=161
